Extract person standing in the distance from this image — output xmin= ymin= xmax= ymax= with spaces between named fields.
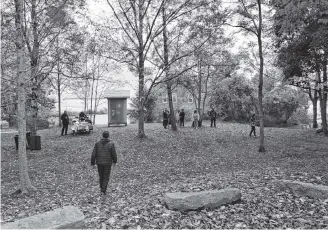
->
xmin=61 ymin=111 xmax=69 ymax=136
xmin=249 ymin=113 xmax=257 ymax=137
xmin=176 ymin=110 xmax=180 ymax=125
xmin=210 ymin=108 xmax=217 ymax=128
xmin=163 ymin=109 xmax=169 ymax=129
xmin=193 ymin=110 xmax=200 ymax=129
xmin=179 ymin=109 xmax=185 ymax=127
xmin=79 ymin=111 xmax=86 ymax=121
xmin=91 ymin=131 xmax=117 ymax=195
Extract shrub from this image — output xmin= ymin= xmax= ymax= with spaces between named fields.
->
xmin=129 ymin=88 xmax=157 ymax=123
xmin=27 ymin=117 xmax=50 ymax=130
xmin=288 ymin=108 xmax=310 ymax=125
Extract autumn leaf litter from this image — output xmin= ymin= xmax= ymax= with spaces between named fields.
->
xmin=1 ymin=122 xmax=328 ymax=228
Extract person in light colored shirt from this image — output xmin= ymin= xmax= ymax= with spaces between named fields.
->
xmin=193 ymin=110 xmax=200 ymax=129
xmin=176 ymin=110 xmax=180 ymax=125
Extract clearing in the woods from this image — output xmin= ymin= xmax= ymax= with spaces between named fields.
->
xmin=1 ymin=122 xmax=328 ymax=228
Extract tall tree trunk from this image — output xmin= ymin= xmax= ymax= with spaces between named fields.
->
xmin=84 ymin=96 xmax=87 ymax=111
xmin=138 ymin=1 xmax=146 ymax=138
xmin=198 ymin=59 xmax=202 ymax=118
xmin=309 ymin=88 xmax=318 ymax=128
xmin=312 ymin=93 xmax=318 ymax=128
xmin=90 ymin=79 xmax=94 ymax=122
xmin=257 ymin=0 xmax=265 ymax=152
xmin=84 ymin=52 xmax=88 ymax=112
xmin=312 ymin=98 xmax=318 ymax=128
xmin=194 ymin=94 xmax=198 ymax=111
xmin=15 ymin=0 xmax=35 ymax=194
xmin=84 ymin=80 xmax=88 ymax=112
xmin=166 ymin=82 xmax=177 ymax=130
xmin=321 ymin=59 xmax=327 ymax=135
xmin=202 ymin=66 xmax=210 ymax=119
xmin=162 ymin=3 xmax=177 ymax=131
xmin=93 ymin=67 xmax=100 ymax=125
xmin=30 ymin=0 xmax=39 ymax=136
xmin=57 ymin=69 xmax=61 ymax=127
xmin=57 ymin=39 xmax=62 ymax=127
xmin=90 ymin=53 xmax=95 ymax=123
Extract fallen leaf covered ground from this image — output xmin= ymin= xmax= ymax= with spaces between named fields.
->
xmin=1 ymin=121 xmax=328 ymax=228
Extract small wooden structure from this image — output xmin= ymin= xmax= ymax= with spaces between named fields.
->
xmin=104 ymin=90 xmax=130 ymax=126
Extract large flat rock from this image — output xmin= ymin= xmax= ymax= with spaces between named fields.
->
xmin=163 ymin=188 xmax=241 ymax=211
xmin=2 ymin=206 xmax=85 ymax=229
xmin=274 ymin=180 xmax=328 ymax=199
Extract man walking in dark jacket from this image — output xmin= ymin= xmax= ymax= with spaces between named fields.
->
xmin=91 ymin=131 xmax=118 ymax=195
xmin=61 ymin=111 xmax=69 ymax=135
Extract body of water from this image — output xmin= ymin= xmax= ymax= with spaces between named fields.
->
xmin=94 ymin=114 xmax=108 ymax=125
xmin=49 ymin=114 xmax=133 ymax=126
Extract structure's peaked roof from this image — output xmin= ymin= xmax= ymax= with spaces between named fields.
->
xmin=103 ymin=90 xmax=130 ymax=98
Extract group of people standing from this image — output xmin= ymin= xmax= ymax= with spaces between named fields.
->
xmin=162 ymin=108 xmax=217 ymax=129
xmin=162 ymin=109 xmax=186 ymax=129
xmin=60 ymin=111 xmax=89 ymax=136
xmin=162 ymin=108 xmax=257 ymax=136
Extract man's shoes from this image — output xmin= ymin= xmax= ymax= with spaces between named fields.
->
xmin=101 ymin=191 xmax=106 ymax=195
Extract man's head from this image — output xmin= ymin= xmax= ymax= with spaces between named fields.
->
xmin=102 ymin=131 xmax=109 ymax=138
xmin=181 ymin=109 xmax=184 ymax=112
xmin=64 ymin=111 xmax=67 ymax=114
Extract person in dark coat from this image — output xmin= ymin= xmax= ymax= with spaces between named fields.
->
xmin=249 ymin=114 xmax=257 ymax=137
xmin=91 ymin=131 xmax=118 ymax=195
xmin=79 ymin=111 xmax=86 ymax=121
xmin=210 ymin=108 xmax=217 ymax=128
xmin=61 ymin=111 xmax=69 ymax=136
xmin=163 ymin=109 xmax=169 ymax=129
xmin=179 ymin=109 xmax=185 ymax=127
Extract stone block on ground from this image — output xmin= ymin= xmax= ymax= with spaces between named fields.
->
xmin=274 ymin=179 xmax=328 ymax=199
xmin=163 ymin=188 xmax=241 ymax=211
xmin=2 ymin=205 xmax=85 ymax=229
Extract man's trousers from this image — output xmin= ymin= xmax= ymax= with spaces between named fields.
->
xmin=97 ymin=164 xmax=112 ymax=193
xmin=210 ymin=118 xmax=216 ymax=127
